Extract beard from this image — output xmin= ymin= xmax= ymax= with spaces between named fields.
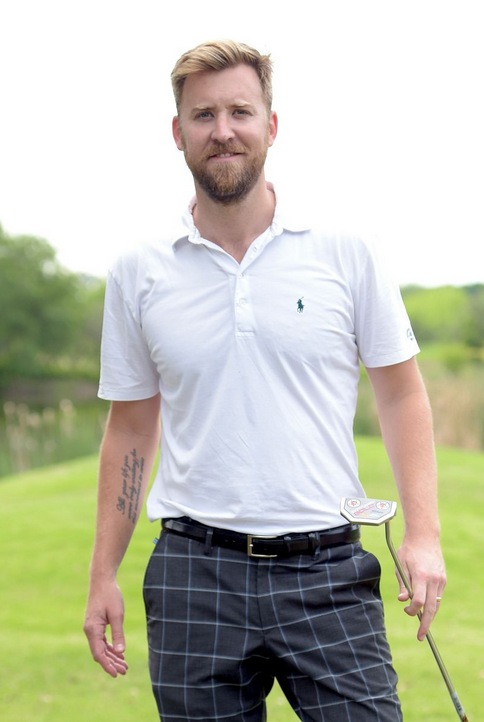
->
xmin=182 ymin=140 xmax=268 ymax=205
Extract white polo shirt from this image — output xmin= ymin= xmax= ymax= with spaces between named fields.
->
xmin=99 ymin=192 xmax=419 ymax=534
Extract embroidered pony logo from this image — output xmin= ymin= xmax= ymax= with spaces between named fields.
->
xmin=297 ymin=297 xmax=305 ymax=313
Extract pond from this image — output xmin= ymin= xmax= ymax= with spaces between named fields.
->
xmin=0 ymin=382 xmax=109 ymax=478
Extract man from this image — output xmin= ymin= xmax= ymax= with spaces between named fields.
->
xmin=84 ymin=40 xmax=446 ymax=721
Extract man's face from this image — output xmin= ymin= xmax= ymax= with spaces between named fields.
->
xmin=173 ymin=64 xmax=277 ymax=204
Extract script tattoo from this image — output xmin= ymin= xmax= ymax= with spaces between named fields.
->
xmin=116 ymin=448 xmax=145 ymax=525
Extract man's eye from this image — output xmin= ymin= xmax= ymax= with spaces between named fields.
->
xmin=196 ymin=112 xmax=212 ymax=119
xmin=234 ymin=109 xmax=249 ymax=115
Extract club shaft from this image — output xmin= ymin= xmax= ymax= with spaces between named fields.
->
xmin=384 ymin=522 xmax=468 ymax=721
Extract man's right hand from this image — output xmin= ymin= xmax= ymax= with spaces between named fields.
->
xmin=84 ymin=581 xmax=129 ymax=677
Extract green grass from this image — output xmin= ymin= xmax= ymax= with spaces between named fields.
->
xmin=0 ymin=439 xmax=482 ymax=722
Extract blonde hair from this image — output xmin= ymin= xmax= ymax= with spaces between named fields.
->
xmin=171 ymin=40 xmax=273 ymax=113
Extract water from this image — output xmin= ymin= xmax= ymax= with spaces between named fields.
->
xmin=0 ymin=398 xmax=109 ymax=478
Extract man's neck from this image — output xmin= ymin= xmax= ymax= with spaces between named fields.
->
xmin=192 ymin=177 xmax=275 ymax=263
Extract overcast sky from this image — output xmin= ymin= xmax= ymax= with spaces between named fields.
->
xmin=1 ymin=0 xmax=483 ymax=286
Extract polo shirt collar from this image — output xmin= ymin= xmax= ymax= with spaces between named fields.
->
xmin=172 ymin=183 xmax=311 ymax=248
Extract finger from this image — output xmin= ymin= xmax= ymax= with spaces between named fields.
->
xmin=94 ymin=640 xmax=129 ymax=677
xmin=85 ymin=621 xmax=108 ymax=666
xmin=394 ymin=565 xmax=410 ymax=602
xmin=397 ymin=580 xmax=410 ymax=602
xmin=101 ymin=634 xmax=128 ymax=674
xmin=104 ymin=647 xmax=129 ymax=674
xmin=89 ymin=639 xmax=122 ymax=677
xmin=85 ymin=623 xmax=127 ymax=677
xmin=404 ymin=581 xmax=426 ymax=619
xmin=405 ymin=581 xmax=439 ymax=641
xmin=101 ymin=651 xmax=128 ymax=677
xmin=416 ymin=597 xmax=438 ymax=641
xmin=109 ymin=611 xmax=126 ymax=655
xmin=105 ymin=641 xmax=129 ymax=670
xmin=436 ymin=576 xmax=447 ymax=602
xmin=418 ymin=578 xmax=446 ymax=639
xmin=105 ymin=640 xmax=125 ymax=659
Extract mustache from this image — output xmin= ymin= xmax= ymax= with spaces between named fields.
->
xmin=204 ymin=143 xmax=246 ymax=159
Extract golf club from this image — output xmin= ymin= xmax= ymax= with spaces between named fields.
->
xmin=341 ymin=497 xmax=468 ymax=722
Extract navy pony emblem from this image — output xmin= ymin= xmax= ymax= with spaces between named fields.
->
xmin=297 ymin=297 xmax=305 ymax=313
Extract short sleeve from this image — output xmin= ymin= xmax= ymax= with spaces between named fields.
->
xmin=353 ymin=240 xmax=420 ymax=368
xmin=98 ymin=270 xmax=160 ymax=401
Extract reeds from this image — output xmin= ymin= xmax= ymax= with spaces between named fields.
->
xmin=1 ymin=399 xmax=107 ymax=476
xmin=355 ymin=364 xmax=484 ymax=451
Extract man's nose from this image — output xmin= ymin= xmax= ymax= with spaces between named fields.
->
xmin=211 ymin=113 xmax=235 ymax=143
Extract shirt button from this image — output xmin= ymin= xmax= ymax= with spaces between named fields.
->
xmin=239 ymin=298 xmax=247 ymax=306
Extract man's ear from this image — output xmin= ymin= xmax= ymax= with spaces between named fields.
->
xmin=172 ymin=116 xmax=184 ymax=150
xmin=267 ymin=111 xmax=278 ymax=148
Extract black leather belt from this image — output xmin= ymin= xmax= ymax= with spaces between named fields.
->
xmin=162 ymin=517 xmax=360 ymax=558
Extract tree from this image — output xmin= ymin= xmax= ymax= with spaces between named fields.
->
xmin=463 ymin=285 xmax=484 ymax=348
xmin=0 ymin=223 xmax=103 ymax=388
xmin=402 ymin=285 xmax=470 ymax=345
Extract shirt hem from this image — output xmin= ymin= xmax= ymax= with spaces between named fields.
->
xmin=97 ymin=387 xmax=159 ymax=401
xmin=361 ymin=345 xmax=420 ymax=369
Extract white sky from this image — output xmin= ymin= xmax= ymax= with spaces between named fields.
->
xmin=1 ymin=0 xmax=483 ymax=286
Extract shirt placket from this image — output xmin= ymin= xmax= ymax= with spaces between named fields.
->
xmin=189 ymin=228 xmax=276 ymax=339
xmin=234 ymin=269 xmax=255 ymax=337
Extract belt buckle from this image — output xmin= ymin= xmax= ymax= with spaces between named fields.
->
xmin=247 ymin=534 xmax=278 ymax=558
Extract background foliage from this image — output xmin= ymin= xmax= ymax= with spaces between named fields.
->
xmin=0 ymin=223 xmax=104 ymax=389
xmin=403 ymin=284 xmax=484 ymax=350
xmin=2 ymin=224 xmax=484 ymax=392
xmin=1 ymin=222 xmax=484 ymax=477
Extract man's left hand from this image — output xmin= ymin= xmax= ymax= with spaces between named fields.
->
xmin=396 ymin=538 xmax=447 ymax=640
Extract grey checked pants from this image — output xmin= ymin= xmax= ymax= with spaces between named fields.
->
xmin=143 ymin=529 xmax=402 ymax=722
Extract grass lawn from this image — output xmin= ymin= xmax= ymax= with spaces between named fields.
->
xmin=0 ymin=438 xmax=482 ymax=722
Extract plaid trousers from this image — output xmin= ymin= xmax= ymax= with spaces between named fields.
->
xmin=143 ymin=528 xmax=402 ymax=722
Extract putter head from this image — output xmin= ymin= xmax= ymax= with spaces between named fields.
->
xmin=340 ymin=497 xmax=397 ymax=526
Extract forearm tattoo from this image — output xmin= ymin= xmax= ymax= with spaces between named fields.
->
xmin=116 ymin=448 xmax=145 ymax=524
